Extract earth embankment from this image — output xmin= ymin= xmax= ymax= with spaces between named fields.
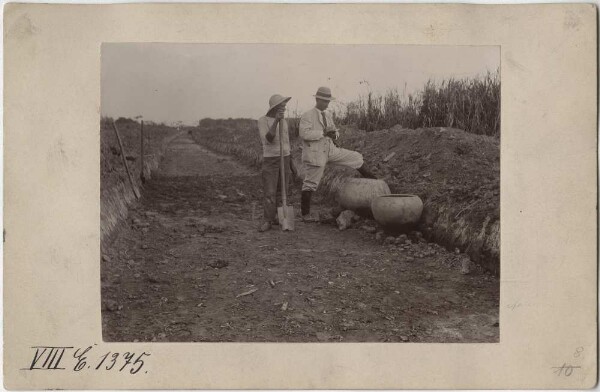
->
xmin=101 ymin=119 xmax=181 ymax=252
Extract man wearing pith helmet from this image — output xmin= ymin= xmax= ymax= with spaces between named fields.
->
xmin=256 ymin=94 xmax=293 ymax=232
xmin=299 ymin=86 xmax=377 ymax=222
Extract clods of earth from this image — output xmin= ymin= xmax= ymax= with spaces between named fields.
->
xmin=101 ymin=133 xmax=499 ymax=342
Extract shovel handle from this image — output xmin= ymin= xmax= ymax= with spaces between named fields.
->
xmin=278 ymin=119 xmax=287 ymax=209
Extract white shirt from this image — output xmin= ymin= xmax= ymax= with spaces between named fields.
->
xmin=257 ymin=116 xmax=290 ymax=158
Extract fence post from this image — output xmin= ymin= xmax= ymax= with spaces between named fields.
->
xmin=112 ymin=120 xmax=141 ymax=199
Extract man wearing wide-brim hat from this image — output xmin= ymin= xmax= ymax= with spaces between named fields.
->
xmin=299 ymin=86 xmax=377 ymax=222
xmin=256 ymin=94 xmax=294 ymax=232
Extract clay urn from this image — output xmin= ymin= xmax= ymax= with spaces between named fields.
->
xmin=371 ymin=194 xmax=424 ymax=229
xmin=337 ymin=178 xmax=391 ymax=211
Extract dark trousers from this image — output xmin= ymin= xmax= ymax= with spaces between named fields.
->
xmin=262 ymin=155 xmax=292 ymax=222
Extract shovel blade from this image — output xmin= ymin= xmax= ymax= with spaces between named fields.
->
xmin=277 ymin=206 xmax=295 ymax=231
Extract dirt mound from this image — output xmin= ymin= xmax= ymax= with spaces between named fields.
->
xmin=337 ymin=125 xmax=500 ymax=273
xmin=343 ymin=126 xmax=499 ymax=220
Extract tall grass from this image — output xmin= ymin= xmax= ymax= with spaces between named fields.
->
xmin=337 ymin=70 xmax=500 ymax=137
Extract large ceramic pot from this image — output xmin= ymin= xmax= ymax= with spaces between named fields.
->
xmin=371 ymin=194 xmax=424 ymax=229
xmin=337 ymin=178 xmax=391 ymax=211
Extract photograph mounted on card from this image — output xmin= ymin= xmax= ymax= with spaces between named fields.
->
xmin=4 ymin=3 xmax=597 ymax=390
xmin=100 ymin=43 xmax=500 ymax=344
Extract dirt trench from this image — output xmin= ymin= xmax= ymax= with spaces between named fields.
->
xmin=101 ymin=133 xmax=500 ymax=343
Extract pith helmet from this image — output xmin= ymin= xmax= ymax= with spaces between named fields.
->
xmin=267 ymin=94 xmax=291 ymax=114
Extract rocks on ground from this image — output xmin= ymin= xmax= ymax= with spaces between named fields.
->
xmin=361 ymin=225 xmax=377 ymax=234
xmin=208 ymin=259 xmax=229 ymax=269
xmin=318 ymin=211 xmax=336 ymax=225
xmin=104 ymin=299 xmax=122 ymax=312
xmin=336 ymin=210 xmax=356 ymax=231
xmin=347 ymin=219 xmax=481 ymax=275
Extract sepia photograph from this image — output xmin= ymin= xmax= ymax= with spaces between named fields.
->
xmin=5 ymin=3 xmax=597 ymax=389
xmin=3 ymin=3 xmax=598 ymax=390
xmin=100 ymin=43 xmax=500 ymax=343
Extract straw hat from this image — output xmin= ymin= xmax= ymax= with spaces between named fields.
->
xmin=267 ymin=94 xmax=291 ymax=114
xmin=314 ymin=86 xmax=335 ymax=101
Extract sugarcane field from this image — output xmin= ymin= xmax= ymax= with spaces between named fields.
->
xmin=101 ymin=44 xmax=500 ymax=343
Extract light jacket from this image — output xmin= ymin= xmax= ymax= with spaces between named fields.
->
xmin=299 ymin=107 xmax=338 ymax=167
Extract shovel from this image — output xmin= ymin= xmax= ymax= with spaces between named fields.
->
xmin=276 ymin=118 xmax=294 ymax=231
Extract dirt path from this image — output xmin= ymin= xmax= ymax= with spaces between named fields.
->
xmin=102 ymin=133 xmax=499 ymax=342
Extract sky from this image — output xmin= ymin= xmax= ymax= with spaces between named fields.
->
xmin=101 ymin=44 xmax=499 ymax=125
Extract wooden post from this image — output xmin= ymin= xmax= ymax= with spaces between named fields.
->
xmin=140 ymin=120 xmax=145 ymax=183
xmin=112 ymin=120 xmax=141 ymax=199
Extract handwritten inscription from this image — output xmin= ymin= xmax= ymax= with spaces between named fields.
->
xmin=23 ymin=345 xmax=150 ymax=374
xmin=552 ymin=363 xmax=581 ymax=377
xmin=552 ymin=347 xmax=584 ymax=377
xmin=27 ymin=346 xmax=72 ymax=370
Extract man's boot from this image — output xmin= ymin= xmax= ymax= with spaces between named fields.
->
xmin=357 ymin=164 xmax=377 ymax=179
xmin=301 ymin=191 xmax=319 ymax=222
xmin=301 ymin=190 xmax=312 ymax=215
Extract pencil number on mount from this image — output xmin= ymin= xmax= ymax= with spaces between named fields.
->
xmin=552 ymin=347 xmax=585 ymax=378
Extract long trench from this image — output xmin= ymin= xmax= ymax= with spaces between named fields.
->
xmin=101 ymin=133 xmax=500 ymax=343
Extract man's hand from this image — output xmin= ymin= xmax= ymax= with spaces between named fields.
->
xmin=324 ymin=127 xmax=340 ymax=146
xmin=275 ymin=107 xmax=285 ymax=120
xmin=325 ymin=128 xmax=339 ymax=139
xmin=266 ymin=110 xmax=284 ymax=143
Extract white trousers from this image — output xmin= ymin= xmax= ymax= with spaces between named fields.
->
xmin=302 ymin=138 xmax=363 ymax=192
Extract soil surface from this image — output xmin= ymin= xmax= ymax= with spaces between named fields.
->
xmin=102 ymin=133 xmax=499 ymax=342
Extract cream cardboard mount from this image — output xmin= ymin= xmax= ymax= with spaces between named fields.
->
xmin=3 ymin=3 xmax=598 ymax=390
